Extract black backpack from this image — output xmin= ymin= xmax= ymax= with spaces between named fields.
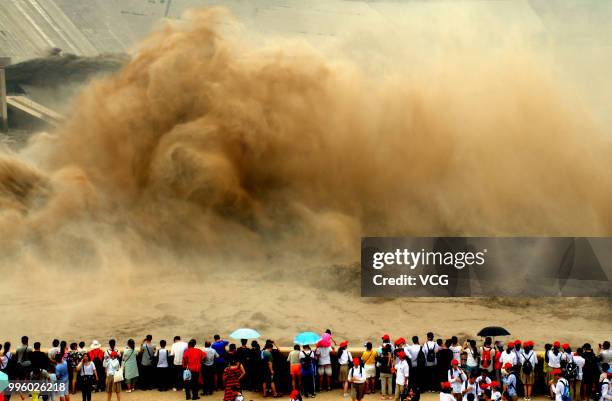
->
xmin=591 ymin=380 xmax=608 ymax=401
xmin=522 ymin=352 xmax=533 ymax=375
xmin=425 ymin=343 xmax=435 ymax=364
xmin=300 ymin=351 xmax=313 ymax=369
xmin=417 ymin=346 xmax=426 ymax=368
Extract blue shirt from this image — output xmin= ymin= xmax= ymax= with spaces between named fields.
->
xmin=504 ymin=373 xmax=517 ymax=397
xmin=212 ymin=340 xmax=229 ymax=364
xmin=56 ymin=361 xmax=69 ymax=384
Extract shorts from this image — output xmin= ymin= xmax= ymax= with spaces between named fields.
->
xmin=339 ymin=365 xmax=349 ymax=382
xmin=521 ymin=371 xmax=535 ymax=385
xmin=106 ymin=376 xmax=121 ymax=393
xmin=351 ymin=382 xmax=365 ymax=400
xmin=290 ymin=364 xmax=301 ymax=376
xmin=318 ymin=364 xmax=332 ymax=376
xmin=58 ymin=385 xmax=70 ymax=397
xmin=364 ymin=364 xmax=376 ymax=379
xmin=263 ymin=367 xmax=272 ymax=385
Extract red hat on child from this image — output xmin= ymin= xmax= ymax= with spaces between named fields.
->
xmin=562 ymin=343 xmax=570 ymax=350
xmin=552 ymin=369 xmax=563 ymax=376
xmin=382 ymin=334 xmax=390 ymax=341
xmin=507 ymin=341 xmax=514 ymax=347
xmin=395 ymin=337 xmax=406 ymax=346
xmin=290 ymin=390 xmax=300 ymax=399
xmin=353 ymin=357 xmax=361 ymax=365
xmin=514 ymin=340 xmax=522 ymax=345
xmin=339 ymin=341 xmax=349 ymax=348
xmin=553 ymin=341 xmax=561 ymax=348
xmin=490 ymin=381 xmax=499 ymax=388
xmin=503 ymin=362 xmax=513 ymax=370
xmin=441 ymin=382 xmax=452 ymax=390
xmin=398 ymin=351 xmax=406 ymax=359
xmin=452 ymin=359 xmax=459 ymax=366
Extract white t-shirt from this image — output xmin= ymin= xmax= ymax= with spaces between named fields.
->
xmin=316 ymin=346 xmax=332 ymax=365
xmin=501 ymin=351 xmax=517 ymax=367
xmin=338 ymin=349 xmax=352 ymax=365
xmin=554 ymin=378 xmax=569 ymax=401
xmin=450 ymin=346 xmax=462 ymax=363
xmin=573 ymin=355 xmax=585 ymax=381
xmin=406 ymin=345 xmax=421 ymax=368
xmin=476 ymin=377 xmax=491 ymax=395
xmin=156 ymin=348 xmax=169 ymax=368
xmin=466 ymin=348 xmax=478 ymax=367
xmin=462 ymin=380 xmax=478 ymax=401
xmin=520 ymin=350 xmax=537 ymax=368
xmin=547 ymin=350 xmax=562 ymax=368
xmin=348 ymin=365 xmax=366 ymax=383
xmin=440 ymin=392 xmax=455 ymax=401
xmin=105 ymin=358 xmax=120 ymax=375
xmin=424 ymin=341 xmax=439 ymax=366
xmin=598 ymin=379 xmax=611 ymax=401
xmin=395 ymin=360 xmax=410 ymax=385
xmin=170 ymin=341 xmax=188 ymax=365
xmin=448 ymin=368 xmax=466 ymax=393
xmin=80 ymin=362 xmax=96 ymax=376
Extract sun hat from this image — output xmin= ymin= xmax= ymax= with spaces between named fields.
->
xmin=90 ymin=340 xmax=101 ymax=349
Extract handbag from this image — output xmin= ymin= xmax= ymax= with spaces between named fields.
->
xmin=113 ymin=362 xmax=124 ymax=382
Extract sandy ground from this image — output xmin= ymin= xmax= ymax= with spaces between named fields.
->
xmin=1 ymin=270 xmax=611 ymax=349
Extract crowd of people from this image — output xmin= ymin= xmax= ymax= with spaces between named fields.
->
xmin=0 ymin=331 xmax=611 ymax=401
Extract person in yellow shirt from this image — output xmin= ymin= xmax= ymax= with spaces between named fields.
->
xmin=361 ymin=342 xmax=379 ymax=394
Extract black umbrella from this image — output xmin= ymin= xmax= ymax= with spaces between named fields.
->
xmin=477 ymin=326 xmax=511 ymax=337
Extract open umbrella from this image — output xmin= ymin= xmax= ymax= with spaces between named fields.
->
xmin=294 ymin=332 xmax=321 ymax=345
xmin=230 ymin=328 xmax=261 ymax=340
xmin=477 ymin=326 xmax=511 ymax=337
xmin=0 ymin=370 xmax=8 ymax=393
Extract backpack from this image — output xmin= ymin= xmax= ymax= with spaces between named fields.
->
xmin=522 ymin=352 xmax=533 ymax=375
xmin=425 ymin=343 xmax=435 ymax=364
xmin=565 ymin=361 xmax=578 ymax=380
xmin=417 ymin=346 xmax=426 ymax=368
xmin=591 ymin=380 xmax=608 ymax=401
xmin=481 ymin=347 xmax=492 ymax=369
xmin=300 ymin=351 xmax=313 ymax=370
xmin=559 ymin=378 xmax=571 ymax=401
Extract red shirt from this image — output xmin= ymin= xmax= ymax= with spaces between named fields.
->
xmin=183 ymin=347 xmax=205 ymax=372
xmin=89 ymin=348 xmax=105 ymax=362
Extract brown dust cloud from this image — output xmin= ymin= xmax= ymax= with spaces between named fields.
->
xmin=0 ymin=8 xmax=611 ymax=344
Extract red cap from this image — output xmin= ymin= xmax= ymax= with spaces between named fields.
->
xmin=480 ymin=383 xmax=490 ymax=389
xmin=441 ymin=382 xmax=452 ymax=389
xmin=394 ymin=337 xmax=406 ymax=346
xmin=514 ymin=340 xmax=521 ymax=345
xmin=562 ymin=343 xmax=570 ymax=350
xmin=507 ymin=341 xmax=514 ymax=347
xmin=553 ymin=369 xmax=563 ymax=376
xmin=525 ymin=341 xmax=534 ymax=347
xmin=398 ymin=351 xmax=406 ymax=359
xmin=503 ymin=362 xmax=513 ymax=370
xmin=382 ymin=334 xmax=390 ymax=341
xmin=353 ymin=357 xmax=361 ymax=365
xmin=490 ymin=381 xmax=499 ymax=388
xmin=553 ymin=341 xmax=561 ymax=348
xmin=290 ymin=390 xmax=300 ymax=399
xmin=452 ymin=359 xmax=459 ymax=365
xmin=339 ymin=341 xmax=349 ymax=348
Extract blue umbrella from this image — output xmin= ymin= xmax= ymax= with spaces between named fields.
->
xmin=294 ymin=331 xmax=321 ymax=345
xmin=230 ymin=328 xmax=261 ymax=340
xmin=0 ymin=370 xmax=8 ymax=393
